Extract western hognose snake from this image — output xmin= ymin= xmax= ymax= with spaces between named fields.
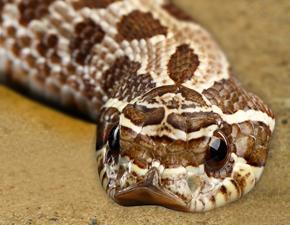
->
xmin=0 ymin=0 xmax=275 ymax=212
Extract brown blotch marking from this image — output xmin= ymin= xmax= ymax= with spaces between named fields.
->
xmin=25 ymin=54 xmax=37 ymax=67
xmin=123 ymin=104 xmax=165 ymax=127
xmin=203 ymin=77 xmax=274 ymax=118
xmin=18 ymin=0 xmax=57 ymax=25
xmin=11 ymin=42 xmax=21 ymax=57
xmin=219 ymin=185 xmax=229 ymax=201
xmin=187 ymin=137 xmax=209 ymax=153
xmin=142 ymin=85 xmax=178 ymax=102
xmin=48 ymin=51 xmax=61 ymax=64
xmin=121 ymin=129 xmax=209 ymax=168
xmin=246 ymin=123 xmax=271 ymax=167
xmin=120 ymin=136 xmax=154 ymax=169
xmin=220 ymin=185 xmax=227 ymax=195
xmin=233 ymin=173 xmax=248 ymax=194
xmin=18 ymin=35 xmax=32 ymax=47
xmin=120 ymin=126 xmax=138 ymax=142
xmin=72 ymin=0 xmax=121 ymax=10
xmin=141 ymin=85 xmax=207 ymax=107
xmin=117 ymin=10 xmax=167 ymax=41
xmin=36 ymin=33 xmax=59 ymax=58
xmin=162 ymin=3 xmax=194 ymax=22
xmin=66 ymin=63 xmax=77 ymax=74
xmin=0 ymin=1 xmax=4 ymax=23
xmin=230 ymin=179 xmax=241 ymax=196
xmin=6 ymin=25 xmax=17 ymax=37
xmin=168 ymin=44 xmax=199 ymax=84
xmin=36 ymin=42 xmax=48 ymax=57
xmin=35 ymin=33 xmax=63 ymax=68
xmin=103 ymin=56 xmax=156 ymax=101
xmin=167 ymin=112 xmax=220 ymax=133
xmin=102 ymin=57 xmax=140 ymax=94
xmin=45 ymin=33 xmax=59 ymax=48
xmin=179 ymin=85 xmax=207 ymax=107
xmin=111 ymin=73 xmax=155 ymax=101
xmin=231 ymin=121 xmax=271 ymax=167
xmin=139 ymin=106 xmax=165 ymax=126
xmin=123 ymin=105 xmax=145 ymax=126
xmin=70 ymin=18 xmax=105 ymax=65
xmin=246 ymin=146 xmax=268 ymax=167
xmin=0 ymin=34 xmax=4 ymax=45
xmin=203 ymin=78 xmax=243 ymax=114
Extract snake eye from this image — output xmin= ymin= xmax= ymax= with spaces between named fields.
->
xmin=205 ymin=132 xmax=229 ymax=171
xmin=106 ymin=126 xmax=120 ymax=164
xmin=108 ymin=126 xmax=120 ymax=152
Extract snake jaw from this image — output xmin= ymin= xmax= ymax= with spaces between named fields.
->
xmin=100 ymin=154 xmax=192 ymax=211
xmin=188 ymin=153 xmax=264 ymax=212
xmin=99 ymin=139 xmax=265 ymax=212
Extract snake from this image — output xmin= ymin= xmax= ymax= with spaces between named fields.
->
xmin=0 ymin=0 xmax=275 ymax=212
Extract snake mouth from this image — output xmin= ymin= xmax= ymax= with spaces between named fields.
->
xmin=114 ymin=168 xmax=189 ymax=212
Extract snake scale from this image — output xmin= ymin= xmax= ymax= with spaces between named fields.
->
xmin=0 ymin=0 xmax=275 ymax=212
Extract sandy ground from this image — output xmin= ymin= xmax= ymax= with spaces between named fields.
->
xmin=0 ymin=1 xmax=290 ymax=224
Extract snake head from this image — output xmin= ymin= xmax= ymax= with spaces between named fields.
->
xmin=96 ymin=82 xmax=274 ymax=212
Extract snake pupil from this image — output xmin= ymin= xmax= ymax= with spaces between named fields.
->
xmin=209 ymin=139 xmax=228 ymax=162
xmin=205 ymin=133 xmax=229 ymax=171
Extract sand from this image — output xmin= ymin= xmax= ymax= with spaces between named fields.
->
xmin=0 ymin=0 xmax=289 ymax=224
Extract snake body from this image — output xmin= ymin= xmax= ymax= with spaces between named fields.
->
xmin=0 ymin=0 xmax=275 ymax=212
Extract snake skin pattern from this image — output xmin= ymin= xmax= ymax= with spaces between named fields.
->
xmin=0 ymin=0 xmax=275 ymax=212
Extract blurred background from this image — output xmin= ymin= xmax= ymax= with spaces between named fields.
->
xmin=0 ymin=0 xmax=289 ymax=224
